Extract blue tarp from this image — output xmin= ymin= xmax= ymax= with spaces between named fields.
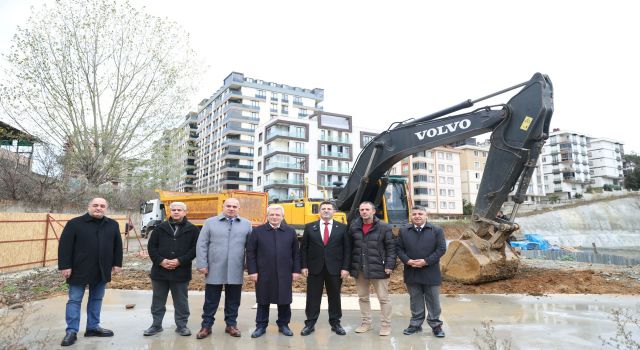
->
xmin=511 ymin=233 xmax=551 ymax=250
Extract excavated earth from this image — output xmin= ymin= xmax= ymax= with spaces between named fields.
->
xmin=1 ymin=225 xmax=639 ymax=307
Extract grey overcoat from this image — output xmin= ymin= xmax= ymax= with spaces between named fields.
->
xmin=196 ymin=214 xmax=252 ymax=285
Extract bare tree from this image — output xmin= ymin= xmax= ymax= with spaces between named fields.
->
xmin=0 ymin=0 xmax=200 ymax=186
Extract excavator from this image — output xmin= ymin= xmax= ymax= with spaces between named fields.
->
xmin=333 ymin=73 xmax=554 ymax=284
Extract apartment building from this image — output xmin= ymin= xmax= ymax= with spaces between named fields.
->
xmin=146 ymin=112 xmax=198 ymax=192
xmin=195 ymin=72 xmax=324 ymax=193
xmin=457 ymin=140 xmax=546 ymax=205
xmin=588 ymin=138 xmax=624 ymax=187
xmin=398 ymin=147 xmax=463 ymax=215
xmin=253 ymin=112 xmax=379 ymax=201
xmin=541 ymin=129 xmax=591 ymax=199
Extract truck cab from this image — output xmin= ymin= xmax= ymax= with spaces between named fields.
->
xmin=140 ymin=199 xmax=165 ymax=238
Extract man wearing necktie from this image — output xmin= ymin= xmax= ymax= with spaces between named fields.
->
xmin=397 ymin=206 xmax=447 ymax=338
xmin=300 ymin=201 xmax=351 ymax=336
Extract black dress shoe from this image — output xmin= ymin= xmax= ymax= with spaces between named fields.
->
xmin=432 ymin=326 xmax=445 ymax=338
xmin=278 ymin=325 xmax=293 ymax=336
xmin=61 ymin=332 xmax=77 ymax=346
xmin=251 ymin=327 xmax=266 ymax=338
xmin=403 ymin=325 xmax=422 ymax=335
xmin=84 ymin=327 xmax=114 ymax=337
xmin=300 ymin=325 xmax=315 ymax=336
xmin=175 ymin=327 xmax=191 ymax=336
xmin=331 ymin=324 xmax=346 ymax=335
xmin=143 ymin=325 xmax=163 ymax=336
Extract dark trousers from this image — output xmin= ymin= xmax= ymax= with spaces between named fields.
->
xmin=201 ymin=284 xmax=242 ymax=329
xmin=150 ymin=279 xmax=190 ymax=328
xmin=304 ymin=265 xmax=343 ymax=327
xmin=406 ymin=283 xmax=443 ymax=329
xmin=256 ymin=304 xmax=291 ymax=328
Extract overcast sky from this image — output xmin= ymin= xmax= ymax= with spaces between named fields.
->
xmin=1 ymin=0 xmax=638 ymax=152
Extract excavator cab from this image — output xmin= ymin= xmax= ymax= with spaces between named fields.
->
xmin=380 ymin=176 xmax=410 ymax=226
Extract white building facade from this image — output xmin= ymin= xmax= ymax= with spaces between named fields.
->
xmin=194 ymin=72 xmax=324 ymax=193
xmin=253 ymin=112 xmax=379 ymax=201
xmin=588 ymin=138 xmax=624 ymax=188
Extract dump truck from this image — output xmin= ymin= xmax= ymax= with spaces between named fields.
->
xmin=140 ymin=190 xmax=268 ymax=237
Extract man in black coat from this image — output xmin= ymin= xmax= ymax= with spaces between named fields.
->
xmin=143 ymin=201 xmax=200 ymax=337
xmin=349 ymin=201 xmax=396 ymax=336
xmin=246 ymin=205 xmax=301 ymax=338
xmin=397 ymin=206 xmax=447 ymax=338
xmin=58 ymin=198 xmax=123 ymax=347
xmin=300 ymin=201 xmax=351 ymax=336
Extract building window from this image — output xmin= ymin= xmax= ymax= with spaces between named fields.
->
xmin=440 ymin=201 xmax=447 ymax=209
xmin=449 ymin=202 xmax=455 ymax=209
xmin=439 ymin=176 xmax=445 ymax=184
xmin=439 ymin=189 xmax=447 ymax=196
xmin=438 ymin=164 xmax=445 ymax=172
xmin=447 ymin=177 xmax=454 ymax=185
xmin=294 ymin=96 xmax=302 ymax=105
xmin=282 ymin=105 xmax=288 ymax=114
xmin=447 ymin=165 xmax=454 ymax=173
xmin=413 ymin=162 xmax=427 ymax=170
xmin=438 ymin=152 xmax=444 ymax=160
xmin=258 ymin=147 xmax=262 ymax=156
xmin=256 ymin=90 xmax=266 ymax=98
xmin=257 ymin=177 xmax=261 ymax=186
xmin=474 ymin=161 xmax=480 ymax=168
xmin=475 ymin=172 xmax=480 ymax=179
xmin=271 ymin=92 xmax=279 ymax=101
xmin=446 ymin=152 xmax=453 ymax=160
xmin=257 ymin=162 xmax=262 ymax=171
xmin=258 ymin=132 xmax=263 ymax=141
xmin=448 ymin=189 xmax=455 ymax=197
xmin=251 ymin=100 xmax=259 ymax=107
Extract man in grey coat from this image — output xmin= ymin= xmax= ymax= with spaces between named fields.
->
xmin=195 ymin=198 xmax=252 ymax=339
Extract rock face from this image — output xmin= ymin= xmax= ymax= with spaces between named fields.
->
xmin=516 ymin=196 xmax=640 ymax=248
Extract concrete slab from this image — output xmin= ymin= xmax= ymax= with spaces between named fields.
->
xmin=12 ymin=290 xmax=640 ymax=349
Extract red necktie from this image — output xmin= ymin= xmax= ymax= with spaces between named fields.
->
xmin=323 ymin=222 xmax=330 ymax=246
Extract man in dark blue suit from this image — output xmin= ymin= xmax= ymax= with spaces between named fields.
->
xmin=397 ymin=206 xmax=447 ymax=338
xmin=300 ymin=201 xmax=351 ymax=336
xmin=247 ymin=204 xmax=301 ymax=338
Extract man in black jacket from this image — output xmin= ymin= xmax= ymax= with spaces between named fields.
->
xmin=397 ymin=206 xmax=447 ymax=338
xmin=349 ymin=201 xmax=396 ymax=336
xmin=143 ymin=201 xmax=200 ymax=337
xmin=58 ymin=198 xmax=123 ymax=347
xmin=300 ymin=201 xmax=351 ymax=336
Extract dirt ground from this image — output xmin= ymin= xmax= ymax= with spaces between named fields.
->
xmin=1 ymin=225 xmax=639 ymax=306
xmin=2 ymin=252 xmax=639 ymax=308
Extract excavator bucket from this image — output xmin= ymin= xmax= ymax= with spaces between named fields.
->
xmin=440 ymin=227 xmax=520 ymax=284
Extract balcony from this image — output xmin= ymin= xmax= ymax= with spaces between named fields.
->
xmin=319 ymin=165 xmax=350 ymax=173
xmin=223 ymin=101 xmax=260 ymax=113
xmin=265 ymin=146 xmax=307 ymax=155
xmin=265 ymin=162 xmax=304 ymax=171
xmin=222 ymin=124 xmax=255 ymax=134
xmin=319 ymin=150 xmax=350 ymax=159
xmin=220 ymin=139 xmax=254 ymax=147
xmin=220 ymin=163 xmax=254 ymax=170
xmin=221 ymin=175 xmax=253 ymax=182
xmin=263 ymin=179 xmax=305 ymax=187
xmin=266 ymin=130 xmax=306 ymax=140
xmin=221 ymin=150 xmax=254 ymax=159
xmin=320 ymin=135 xmax=350 ymax=143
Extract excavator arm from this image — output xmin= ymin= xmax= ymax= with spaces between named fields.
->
xmin=335 ymin=73 xmax=554 ymax=283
